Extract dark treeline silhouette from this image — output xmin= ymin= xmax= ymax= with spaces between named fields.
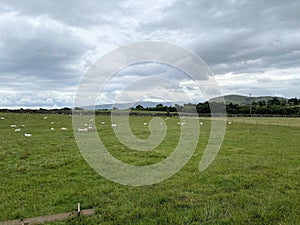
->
xmin=225 ymin=97 xmax=300 ymax=116
xmin=1 ymin=97 xmax=300 ymax=116
xmin=0 ymin=107 xmax=72 ymax=114
xmin=132 ymin=97 xmax=300 ymax=116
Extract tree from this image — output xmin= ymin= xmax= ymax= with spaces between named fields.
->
xmin=269 ymin=97 xmax=281 ymax=106
xmin=258 ymin=100 xmax=266 ymax=107
xmin=288 ymin=98 xmax=299 ymax=106
xmin=135 ymin=105 xmax=144 ymax=110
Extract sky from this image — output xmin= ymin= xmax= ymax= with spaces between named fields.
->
xmin=1 ymin=0 xmax=300 ymax=108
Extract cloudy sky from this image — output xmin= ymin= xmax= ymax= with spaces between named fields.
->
xmin=1 ymin=0 xmax=300 ymax=108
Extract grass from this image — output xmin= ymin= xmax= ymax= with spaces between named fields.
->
xmin=0 ymin=113 xmax=300 ymax=224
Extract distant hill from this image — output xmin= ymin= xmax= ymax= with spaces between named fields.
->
xmin=210 ymin=94 xmax=287 ymax=105
xmin=83 ymin=101 xmax=174 ymax=110
xmin=80 ymin=95 xmax=290 ymax=109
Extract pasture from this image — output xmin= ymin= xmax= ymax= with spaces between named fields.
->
xmin=0 ymin=113 xmax=299 ymax=224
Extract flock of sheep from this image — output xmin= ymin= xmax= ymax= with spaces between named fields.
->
xmin=1 ymin=115 xmax=70 ymax=137
xmin=1 ymin=115 xmax=233 ymax=138
xmin=8 ymin=122 xmax=31 ymax=136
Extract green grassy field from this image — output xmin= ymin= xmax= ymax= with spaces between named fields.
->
xmin=0 ymin=113 xmax=299 ymax=224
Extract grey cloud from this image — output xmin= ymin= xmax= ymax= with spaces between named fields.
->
xmin=0 ymin=15 xmax=88 ymax=79
xmin=138 ymin=0 xmax=300 ymax=75
xmin=0 ymin=0 xmax=124 ymax=28
xmin=1 ymin=0 xmax=300 ymax=108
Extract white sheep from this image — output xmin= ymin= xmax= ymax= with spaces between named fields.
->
xmin=111 ymin=124 xmax=117 ymax=127
xmin=61 ymin=127 xmax=68 ymax=131
xmin=101 ymin=122 xmax=105 ymax=125
xmin=200 ymin=122 xmax=204 ymax=125
xmin=10 ymin=125 xmax=17 ymax=128
xmin=43 ymin=116 xmax=48 ymax=119
xmin=24 ymin=133 xmax=32 ymax=137
xmin=14 ymin=128 xmax=21 ymax=132
xmin=143 ymin=122 xmax=147 ymax=125
xmin=50 ymin=128 xmax=55 ymax=131
xmin=0 ymin=117 xmax=5 ymax=120
xmin=228 ymin=121 xmax=232 ymax=125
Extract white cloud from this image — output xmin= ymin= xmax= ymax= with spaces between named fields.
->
xmin=215 ymin=68 xmax=300 ymax=98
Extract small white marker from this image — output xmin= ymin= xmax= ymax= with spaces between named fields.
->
xmin=78 ymin=202 xmax=81 ymax=216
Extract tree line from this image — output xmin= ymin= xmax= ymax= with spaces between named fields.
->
xmin=1 ymin=97 xmax=300 ymax=116
xmin=132 ymin=97 xmax=300 ymax=116
xmin=0 ymin=107 xmax=72 ymax=114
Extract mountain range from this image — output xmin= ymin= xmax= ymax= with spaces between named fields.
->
xmin=209 ymin=94 xmax=287 ymax=105
xmin=82 ymin=95 xmax=287 ymax=110
xmin=84 ymin=101 xmax=174 ymax=110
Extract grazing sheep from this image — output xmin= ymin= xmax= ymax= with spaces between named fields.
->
xmin=61 ymin=127 xmax=68 ymax=131
xmin=10 ymin=125 xmax=17 ymax=128
xmin=0 ymin=117 xmax=5 ymax=120
xmin=143 ymin=123 xmax=147 ymax=125
xmin=228 ymin=121 xmax=232 ymax=125
xmin=14 ymin=128 xmax=21 ymax=132
xmin=200 ymin=122 xmax=204 ymax=125
xmin=21 ymin=125 xmax=25 ymax=127
xmin=24 ymin=133 xmax=32 ymax=137
xmin=43 ymin=116 xmax=48 ymax=119
xmin=50 ymin=128 xmax=55 ymax=131
xmin=78 ymin=127 xmax=89 ymax=132
xmin=101 ymin=122 xmax=105 ymax=125
xmin=50 ymin=122 xmax=55 ymax=124
xmin=111 ymin=124 xmax=117 ymax=127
